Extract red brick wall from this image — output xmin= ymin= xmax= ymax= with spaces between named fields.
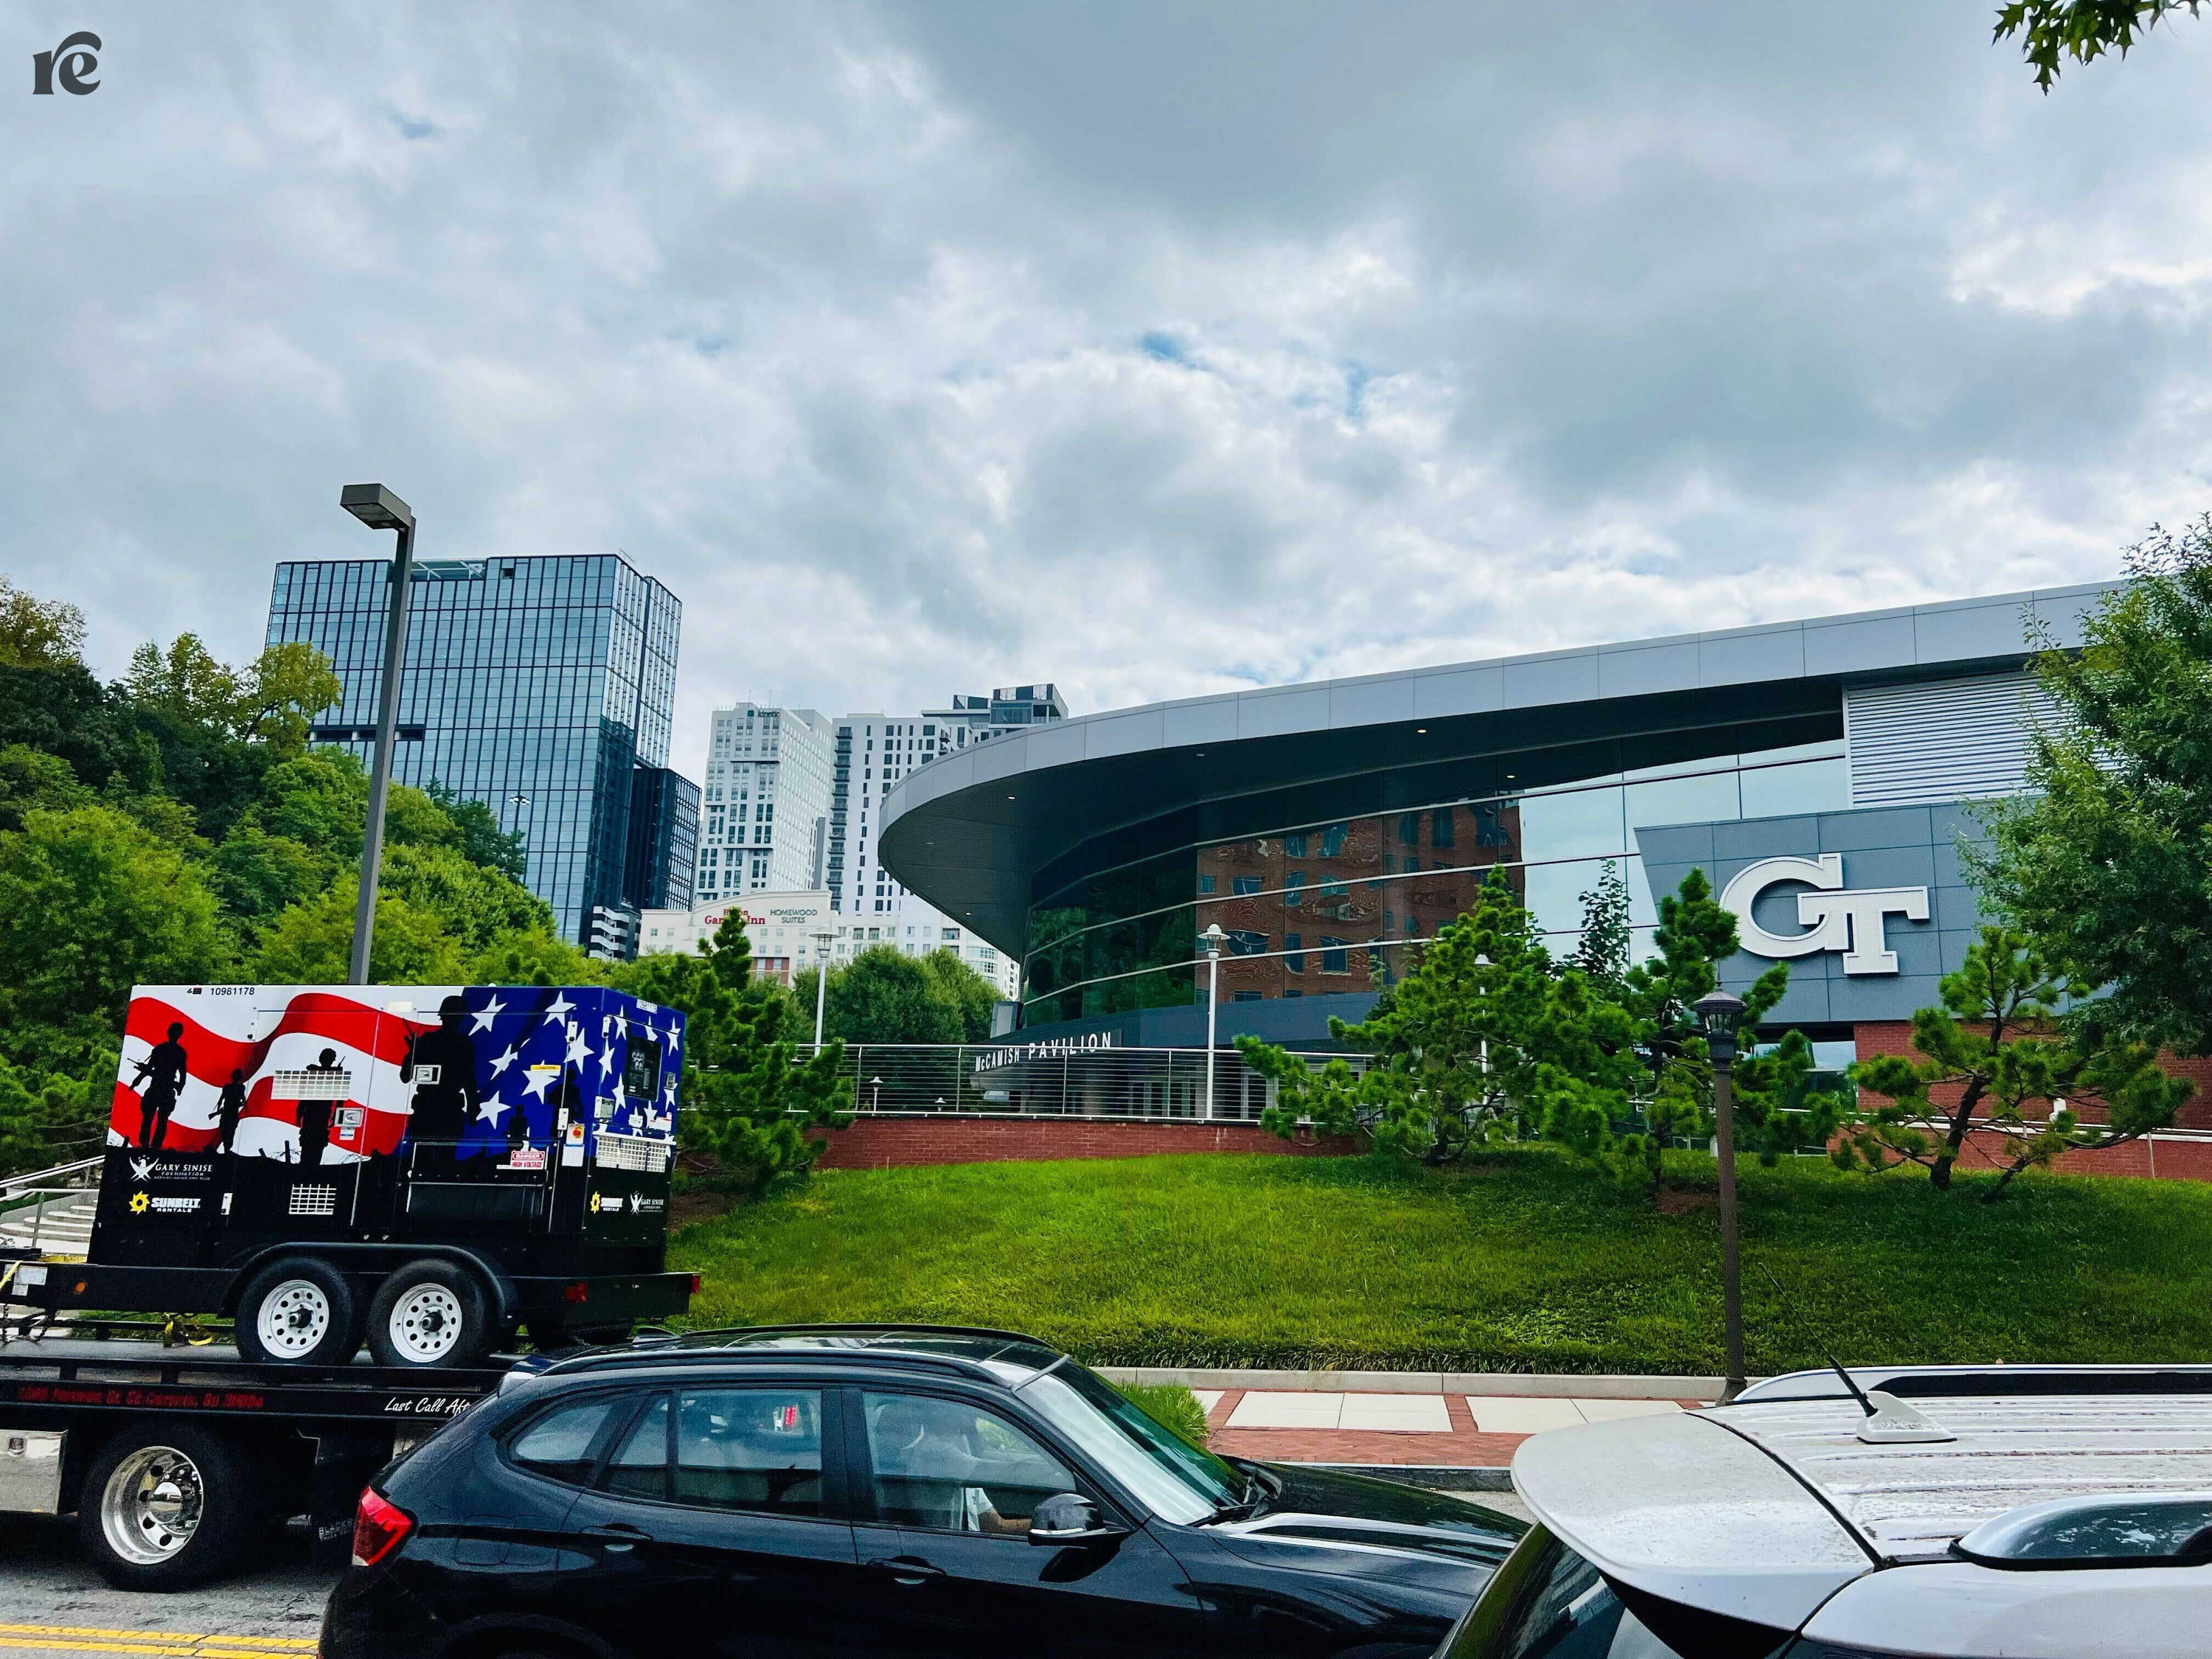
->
xmin=810 ymin=1114 xmax=1361 ymax=1170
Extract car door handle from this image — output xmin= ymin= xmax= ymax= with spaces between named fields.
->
xmin=584 ymin=1523 xmax=650 ymax=1552
xmin=867 ymin=1555 xmax=945 ymax=1586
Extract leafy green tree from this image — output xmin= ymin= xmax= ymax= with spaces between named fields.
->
xmin=1568 ymin=860 xmax=1632 ymax=1000
xmin=0 ymin=577 xmax=86 ymax=669
xmin=241 ymin=751 xmax=369 ymax=859
xmin=1996 ymin=0 xmax=2199 ymax=89
xmin=209 ymin=825 xmax=331 ymax=941
xmin=254 ymin=880 xmax=464 ymax=985
xmin=816 ymin=947 xmax=967 ymax=1044
xmin=608 ymin=911 xmax=849 ymax=1195
xmin=1979 ymin=518 xmax=2212 ymax=1055
xmin=0 ymin=1046 xmax=114 ymax=1176
xmin=426 ymin=782 xmax=527 ymax=881
xmin=0 ymin=743 xmax=91 ymax=832
xmin=378 ymin=841 xmax=554 ymax=957
xmin=0 ymin=806 xmax=235 ymax=1068
xmin=919 ymin=948 xmax=1001 ymax=1042
xmin=1838 ymin=928 xmax=2194 ymax=1199
xmin=466 ymin=928 xmax=605 ymax=987
xmin=0 ymin=661 xmax=161 ymax=798
xmin=127 ymin=634 xmax=243 ymax=728
xmin=234 ymin=641 xmax=342 ymax=754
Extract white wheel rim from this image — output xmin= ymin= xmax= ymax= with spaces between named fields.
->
xmin=389 ymin=1284 xmax=465 ymax=1363
xmin=257 ymin=1279 xmax=333 ymax=1358
xmin=101 ymin=1445 xmax=204 ymax=1565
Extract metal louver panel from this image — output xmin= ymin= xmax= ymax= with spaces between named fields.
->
xmin=1846 ymin=673 xmax=2065 ymax=807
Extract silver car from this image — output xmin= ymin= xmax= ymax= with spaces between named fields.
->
xmin=1439 ymin=1363 xmax=2212 ymax=1658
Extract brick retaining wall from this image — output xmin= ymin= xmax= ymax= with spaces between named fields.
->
xmin=810 ymin=1113 xmax=1360 ymax=1170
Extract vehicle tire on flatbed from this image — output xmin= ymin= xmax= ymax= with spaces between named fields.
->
xmin=76 ymin=1423 xmax=263 ymax=1592
xmin=234 ymin=1257 xmax=361 ymax=1366
xmin=367 ymin=1259 xmax=492 ymax=1369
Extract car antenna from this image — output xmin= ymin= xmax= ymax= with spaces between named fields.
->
xmin=1755 ymin=1264 xmax=1953 ymax=1444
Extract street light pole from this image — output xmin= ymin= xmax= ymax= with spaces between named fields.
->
xmin=811 ymin=926 xmax=835 ymax=1050
xmin=1694 ymin=987 xmax=1749 ymax=1402
xmin=338 ymin=483 xmax=417 ymax=986
xmin=1200 ymin=922 xmax=1227 ymax=1121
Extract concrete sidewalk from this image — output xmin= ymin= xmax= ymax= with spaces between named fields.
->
xmin=1097 ymin=1368 xmax=1716 ymax=1477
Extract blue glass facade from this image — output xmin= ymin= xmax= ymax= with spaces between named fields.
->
xmin=266 ymin=553 xmax=685 ymax=947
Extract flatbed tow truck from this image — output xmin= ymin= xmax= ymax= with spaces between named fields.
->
xmin=0 ymin=1329 xmax=513 ymax=1588
xmin=0 ymin=981 xmax=698 ymax=1588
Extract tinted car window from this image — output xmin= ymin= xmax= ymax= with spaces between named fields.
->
xmin=676 ymin=1388 xmax=824 ymax=1516
xmin=509 ymin=1397 xmax=626 ymax=1486
xmin=1444 ymin=1523 xmax=1782 ymax=1659
xmin=602 ymin=1396 xmax=672 ymax=1501
xmin=863 ymin=1391 xmax=1074 ymax=1535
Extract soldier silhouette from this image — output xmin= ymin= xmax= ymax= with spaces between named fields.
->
xmin=297 ymin=1047 xmax=344 ymax=1169
xmin=130 ymin=1023 xmax=189 ymax=1150
xmin=214 ymin=1068 xmax=247 ymax=1155
xmin=400 ymin=995 xmax=482 ymax=1169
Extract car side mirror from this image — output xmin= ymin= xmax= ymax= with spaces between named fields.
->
xmin=1029 ymin=1492 xmax=1127 ymax=1546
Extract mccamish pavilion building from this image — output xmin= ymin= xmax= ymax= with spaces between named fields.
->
xmin=881 ymin=582 xmax=2126 ymax=1088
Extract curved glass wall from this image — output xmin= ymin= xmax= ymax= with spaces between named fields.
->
xmin=1020 ymin=739 xmax=1848 ymax=1024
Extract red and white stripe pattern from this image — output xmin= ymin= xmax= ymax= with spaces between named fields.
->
xmin=111 ymin=985 xmax=456 ymax=1163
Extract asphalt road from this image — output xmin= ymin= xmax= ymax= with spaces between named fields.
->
xmin=0 ymin=1489 xmax=1533 ymax=1656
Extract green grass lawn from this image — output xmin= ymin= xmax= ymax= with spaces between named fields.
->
xmin=667 ymin=1148 xmax=2212 ymax=1375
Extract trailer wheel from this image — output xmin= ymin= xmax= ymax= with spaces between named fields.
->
xmin=234 ymin=1258 xmax=360 ymax=1366
xmin=368 ymin=1259 xmax=492 ymax=1368
xmin=77 ymin=1424 xmax=261 ymax=1591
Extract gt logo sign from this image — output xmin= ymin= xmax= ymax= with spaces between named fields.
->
xmin=1719 ymin=854 xmax=1930 ymax=975
xmin=33 ymin=31 xmax=100 ymax=94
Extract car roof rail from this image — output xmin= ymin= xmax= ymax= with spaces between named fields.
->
xmin=1736 ymin=1363 xmax=2212 ymax=1404
xmin=539 ymin=1345 xmax=997 ymax=1383
xmin=674 ymin=1321 xmax=1061 ymax=1350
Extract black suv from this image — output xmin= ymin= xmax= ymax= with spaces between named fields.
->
xmin=323 ymin=1324 xmax=1522 ymax=1659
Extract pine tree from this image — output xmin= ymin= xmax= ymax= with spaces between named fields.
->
xmin=1837 ymin=927 xmax=2194 ymax=1198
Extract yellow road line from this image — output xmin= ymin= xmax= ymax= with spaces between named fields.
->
xmin=0 ymin=1646 xmax=321 ymax=1655
xmin=0 ymin=1644 xmax=301 ymax=1659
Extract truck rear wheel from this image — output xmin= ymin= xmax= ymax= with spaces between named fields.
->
xmin=234 ymin=1258 xmax=361 ymax=1366
xmin=367 ymin=1259 xmax=491 ymax=1369
xmin=77 ymin=1424 xmax=261 ymax=1591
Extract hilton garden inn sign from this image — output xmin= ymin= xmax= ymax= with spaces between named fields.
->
xmin=1718 ymin=855 xmax=1930 ymax=975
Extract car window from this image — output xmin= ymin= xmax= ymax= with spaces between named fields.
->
xmin=1444 ymin=1524 xmax=1783 ymax=1659
xmin=602 ymin=1395 xmax=672 ymax=1502
xmin=509 ymin=1396 xmax=627 ymax=1486
xmin=675 ymin=1388 xmax=825 ymax=1517
xmin=862 ymin=1391 xmax=1075 ymax=1537
xmin=1014 ymin=1363 xmax=1239 ymax=1525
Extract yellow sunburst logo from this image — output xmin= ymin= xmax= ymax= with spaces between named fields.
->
xmin=128 ymin=1191 xmax=150 ymax=1214
xmin=588 ymin=1192 xmax=602 ymax=1213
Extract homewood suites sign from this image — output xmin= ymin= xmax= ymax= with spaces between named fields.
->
xmin=1718 ymin=855 xmax=1930 ymax=975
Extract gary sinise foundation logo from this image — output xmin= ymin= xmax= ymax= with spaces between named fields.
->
xmin=32 ymin=30 xmax=100 ymax=94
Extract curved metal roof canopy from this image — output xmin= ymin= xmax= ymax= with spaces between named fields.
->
xmin=879 ymin=583 xmax=2111 ymax=954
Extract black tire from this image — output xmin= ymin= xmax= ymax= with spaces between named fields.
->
xmin=76 ymin=1423 xmax=263 ymax=1592
xmin=233 ymin=1257 xmax=360 ymax=1366
xmin=367 ymin=1259 xmax=492 ymax=1369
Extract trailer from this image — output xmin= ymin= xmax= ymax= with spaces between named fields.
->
xmin=0 ymin=1332 xmax=513 ymax=1588
xmin=2 ymin=983 xmax=694 ymax=1368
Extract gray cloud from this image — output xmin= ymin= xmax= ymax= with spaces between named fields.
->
xmin=4 ymin=1 xmax=2211 ymax=776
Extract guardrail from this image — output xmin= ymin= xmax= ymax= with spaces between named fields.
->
xmin=813 ymin=1043 xmax=1356 ymax=1122
xmin=1 ymin=1154 xmax=104 ymax=1257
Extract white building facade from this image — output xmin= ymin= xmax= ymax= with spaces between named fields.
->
xmin=639 ymin=888 xmax=1018 ymax=998
xmin=695 ymin=704 xmax=835 ymax=905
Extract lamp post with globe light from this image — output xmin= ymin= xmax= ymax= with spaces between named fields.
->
xmin=1694 ymin=986 xmax=1749 ymax=1401
xmin=1200 ymin=923 xmax=1228 ymax=1121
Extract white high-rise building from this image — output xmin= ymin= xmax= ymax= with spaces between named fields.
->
xmin=695 ymin=704 xmax=835 ymax=905
xmin=822 ymin=686 xmax=1067 ymax=1002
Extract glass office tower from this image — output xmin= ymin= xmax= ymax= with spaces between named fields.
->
xmin=265 ymin=553 xmax=686 ymax=950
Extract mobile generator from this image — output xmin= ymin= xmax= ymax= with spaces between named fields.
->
xmin=4 ymin=981 xmax=694 ymax=1369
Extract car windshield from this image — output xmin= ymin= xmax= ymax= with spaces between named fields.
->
xmin=1441 ymin=1523 xmax=1784 ymax=1659
xmin=1015 ymin=1362 xmax=1242 ymax=1526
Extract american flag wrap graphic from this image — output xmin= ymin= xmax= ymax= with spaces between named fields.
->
xmin=110 ymin=985 xmax=681 ymax=1164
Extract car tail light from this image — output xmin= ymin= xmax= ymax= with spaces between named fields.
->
xmin=563 ymin=1281 xmax=590 ymax=1304
xmin=687 ymin=1274 xmax=702 ymax=1295
xmin=352 ymin=1486 xmax=414 ymax=1568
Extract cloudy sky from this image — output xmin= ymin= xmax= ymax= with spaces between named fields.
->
xmin=6 ymin=3 xmax=2211 ymax=771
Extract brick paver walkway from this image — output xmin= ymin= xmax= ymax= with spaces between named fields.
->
xmin=1201 ymin=1388 xmax=1697 ymax=1467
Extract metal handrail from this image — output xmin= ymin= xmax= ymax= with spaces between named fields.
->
xmin=1 ymin=1155 xmax=102 ymax=1198
xmin=1 ymin=1155 xmax=104 ymax=1260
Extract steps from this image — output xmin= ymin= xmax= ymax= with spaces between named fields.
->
xmin=0 ymin=1195 xmax=97 ymax=1254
